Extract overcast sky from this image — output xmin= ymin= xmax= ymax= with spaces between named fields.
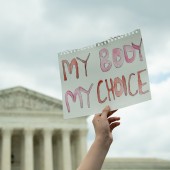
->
xmin=0 ymin=0 xmax=170 ymax=160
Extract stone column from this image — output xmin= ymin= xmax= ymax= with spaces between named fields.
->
xmin=24 ymin=129 xmax=34 ymax=170
xmin=43 ymin=129 xmax=53 ymax=170
xmin=20 ymin=134 xmax=24 ymax=170
xmin=1 ymin=128 xmax=12 ymax=170
xmin=76 ymin=129 xmax=88 ymax=167
xmin=56 ymin=132 xmax=62 ymax=170
xmin=78 ymin=129 xmax=88 ymax=163
xmin=62 ymin=129 xmax=72 ymax=170
xmin=39 ymin=135 xmax=44 ymax=170
xmin=0 ymin=134 xmax=1 ymax=170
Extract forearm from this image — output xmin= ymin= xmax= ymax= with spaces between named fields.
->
xmin=77 ymin=106 xmax=120 ymax=170
xmin=77 ymin=137 xmax=112 ymax=170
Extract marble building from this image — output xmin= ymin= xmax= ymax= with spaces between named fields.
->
xmin=0 ymin=86 xmax=87 ymax=170
xmin=0 ymin=86 xmax=170 ymax=170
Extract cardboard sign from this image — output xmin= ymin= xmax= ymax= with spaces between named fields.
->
xmin=58 ymin=29 xmax=151 ymax=119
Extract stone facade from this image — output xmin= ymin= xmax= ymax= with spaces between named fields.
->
xmin=0 ymin=86 xmax=88 ymax=170
xmin=102 ymin=158 xmax=170 ymax=170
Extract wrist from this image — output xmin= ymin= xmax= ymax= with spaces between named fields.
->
xmin=95 ymin=135 xmax=112 ymax=149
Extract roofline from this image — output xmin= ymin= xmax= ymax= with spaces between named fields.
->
xmin=0 ymin=86 xmax=62 ymax=106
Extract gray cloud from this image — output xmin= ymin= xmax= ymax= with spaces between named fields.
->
xmin=0 ymin=0 xmax=170 ymax=160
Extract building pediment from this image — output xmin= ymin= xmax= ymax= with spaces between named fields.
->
xmin=0 ymin=86 xmax=62 ymax=113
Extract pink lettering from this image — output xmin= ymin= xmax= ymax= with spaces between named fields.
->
xmin=65 ymin=83 xmax=94 ymax=112
xmin=77 ymin=53 xmax=90 ymax=77
xmin=128 ymin=73 xmax=138 ymax=96
xmin=105 ymin=78 xmax=115 ymax=101
xmin=137 ymin=69 xmax=149 ymax=94
xmin=122 ymin=75 xmax=128 ymax=96
xmin=112 ymin=48 xmax=124 ymax=68
xmin=114 ymin=77 xmax=124 ymax=97
xmin=62 ymin=58 xmax=79 ymax=81
xmin=123 ymin=45 xmax=136 ymax=63
xmin=97 ymin=80 xmax=107 ymax=103
xmin=99 ymin=48 xmax=112 ymax=72
xmin=132 ymin=38 xmax=143 ymax=61
xmin=96 ymin=69 xmax=149 ymax=104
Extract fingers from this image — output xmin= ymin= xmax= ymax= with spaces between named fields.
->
xmin=108 ymin=117 xmax=120 ymax=131
xmin=108 ymin=117 xmax=120 ymax=124
xmin=101 ymin=105 xmax=118 ymax=118
xmin=95 ymin=113 xmax=102 ymax=117
xmin=107 ymin=109 xmax=118 ymax=118
xmin=110 ymin=122 xmax=120 ymax=131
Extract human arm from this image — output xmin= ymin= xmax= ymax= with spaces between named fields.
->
xmin=77 ymin=105 xmax=120 ymax=170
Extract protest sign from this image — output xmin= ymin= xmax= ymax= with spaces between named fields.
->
xmin=58 ymin=29 xmax=151 ymax=119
